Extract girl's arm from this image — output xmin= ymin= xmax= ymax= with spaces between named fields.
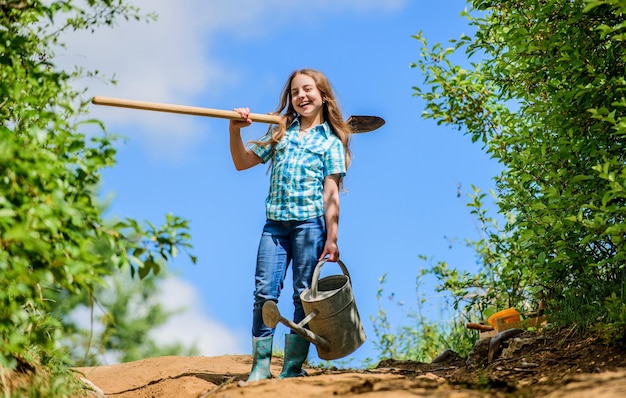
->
xmin=229 ymin=107 xmax=262 ymax=171
xmin=320 ymin=174 xmax=341 ymax=261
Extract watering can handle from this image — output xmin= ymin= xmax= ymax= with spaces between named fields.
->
xmin=310 ymin=259 xmax=351 ymax=299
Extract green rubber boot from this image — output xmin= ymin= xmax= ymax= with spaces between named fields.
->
xmin=278 ymin=334 xmax=309 ymax=379
xmin=247 ymin=336 xmax=273 ymax=382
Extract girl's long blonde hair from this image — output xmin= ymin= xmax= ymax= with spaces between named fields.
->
xmin=255 ymin=69 xmax=352 ymax=169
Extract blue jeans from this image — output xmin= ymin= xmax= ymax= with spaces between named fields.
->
xmin=252 ymin=216 xmax=326 ymax=338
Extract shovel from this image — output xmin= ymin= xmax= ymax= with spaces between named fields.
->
xmin=91 ymin=96 xmax=385 ymax=134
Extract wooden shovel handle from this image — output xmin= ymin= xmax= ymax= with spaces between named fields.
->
xmin=466 ymin=323 xmax=495 ymax=332
xmin=92 ymin=96 xmax=283 ymax=125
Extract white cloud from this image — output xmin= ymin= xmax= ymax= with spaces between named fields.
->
xmin=69 ymin=275 xmax=246 ymax=362
xmin=60 ymin=0 xmax=223 ymax=101
xmin=151 ymin=277 xmax=246 ymax=356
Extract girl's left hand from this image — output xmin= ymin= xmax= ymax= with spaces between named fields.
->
xmin=230 ymin=107 xmax=252 ymax=129
xmin=320 ymin=241 xmax=339 ymax=262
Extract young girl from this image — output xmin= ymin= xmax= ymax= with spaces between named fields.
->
xmin=229 ymin=69 xmax=351 ymax=382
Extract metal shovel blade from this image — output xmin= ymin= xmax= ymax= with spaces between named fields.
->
xmin=347 ymin=115 xmax=385 ymax=134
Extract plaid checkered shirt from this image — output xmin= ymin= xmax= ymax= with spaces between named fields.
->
xmin=249 ymin=119 xmax=346 ymax=221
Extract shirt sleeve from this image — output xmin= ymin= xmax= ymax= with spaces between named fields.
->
xmin=248 ymin=132 xmax=273 ymax=164
xmin=323 ymin=137 xmax=347 ymax=177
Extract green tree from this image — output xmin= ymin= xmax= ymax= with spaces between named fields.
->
xmin=412 ymin=0 xmax=626 ymax=332
xmin=1 ymin=0 xmax=195 ymax=393
xmin=60 ymin=270 xmax=199 ymax=367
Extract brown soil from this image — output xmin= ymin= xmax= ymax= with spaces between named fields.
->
xmin=15 ymin=327 xmax=626 ymax=397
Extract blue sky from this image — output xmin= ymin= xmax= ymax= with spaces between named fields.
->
xmin=62 ymin=0 xmax=502 ymax=365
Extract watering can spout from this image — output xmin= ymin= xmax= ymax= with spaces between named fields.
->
xmin=262 ymin=301 xmax=330 ymax=350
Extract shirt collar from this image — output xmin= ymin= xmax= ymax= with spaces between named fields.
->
xmin=289 ymin=117 xmax=332 ymax=139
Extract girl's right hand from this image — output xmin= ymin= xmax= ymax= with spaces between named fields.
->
xmin=230 ymin=107 xmax=252 ymax=129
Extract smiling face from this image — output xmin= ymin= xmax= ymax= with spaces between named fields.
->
xmin=290 ymin=73 xmax=325 ymax=126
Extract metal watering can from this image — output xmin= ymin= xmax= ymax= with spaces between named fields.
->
xmin=262 ymin=259 xmax=366 ymax=360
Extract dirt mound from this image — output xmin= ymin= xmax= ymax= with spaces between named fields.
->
xmin=60 ymin=328 xmax=626 ymax=397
